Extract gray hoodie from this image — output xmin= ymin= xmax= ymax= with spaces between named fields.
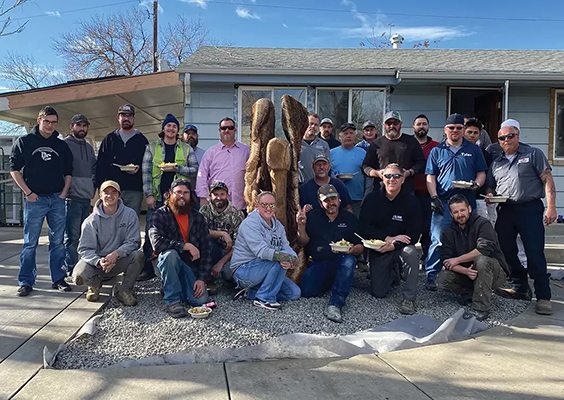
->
xmin=65 ymin=135 xmax=96 ymax=199
xmin=230 ymin=209 xmax=296 ymax=273
xmin=78 ymin=198 xmax=140 ymax=266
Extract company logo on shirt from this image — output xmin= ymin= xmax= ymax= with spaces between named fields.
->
xmin=518 ymin=157 xmax=530 ymax=164
xmin=119 ymin=223 xmax=127 ymax=228
xmin=271 ymin=235 xmax=282 ymax=249
xmin=461 ymin=152 xmax=473 ymax=157
xmin=32 ymin=146 xmax=59 ymax=162
xmin=392 ymin=215 xmax=403 ymax=222
xmin=337 ymin=223 xmax=348 ymax=228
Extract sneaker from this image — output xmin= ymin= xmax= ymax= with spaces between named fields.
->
xmin=52 ymin=279 xmax=72 ymax=292
xmin=495 ymin=288 xmax=531 ymax=301
xmin=324 ymin=305 xmax=343 ymax=323
xmin=252 ymin=299 xmax=278 ymax=310
xmin=233 ymin=287 xmax=250 ymax=301
xmin=167 ymin=302 xmax=188 ymax=318
xmin=399 ymin=299 xmax=416 ymax=315
xmin=269 ymin=301 xmax=282 ymax=309
xmin=535 ymin=299 xmax=553 ymax=315
xmin=16 ymin=285 xmax=32 ymax=297
xmin=117 ymin=289 xmax=137 ymax=306
xmin=463 ymin=309 xmax=490 ymax=321
xmin=425 ymin=279 xmax=437 ymax=291
xmin=86 ymin=286 xmax=100 ymax=302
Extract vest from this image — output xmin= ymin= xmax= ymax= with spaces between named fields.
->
xmin=150 ymin=140 xmax=189 ymax=200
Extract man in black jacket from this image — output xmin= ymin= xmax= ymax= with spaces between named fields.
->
xmin=95 ymin=104 xmax=148 ymax=215
xmin=148 ymin=179 xmax=213 ymax=318
xmin=10 ymin=106 xmax=73 ymax=296
xmin=438 ymin=195 xmax=509 ymax=321
xmin=359 ymin=163 xmax=422 ymax=315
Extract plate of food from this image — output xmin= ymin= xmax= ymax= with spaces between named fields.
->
xmin=188 ymin=306 xmax=212 ymax=319
xmin=113 ymin=163 xmax=138 ymax=172
xmin=336 ymin=173 xmax=355 ymax=181
xmin=159 ymin=162 xmax=178 ymax=171
xmin=487 ymin=195 xmax=509 ymax=203
xmin=452 ymin=180 xmax=474 ymax=189
xmin=362 ymin=239 xmax=386 ymax=250
xmin=330 ymin=239 xmax=353 ymax=253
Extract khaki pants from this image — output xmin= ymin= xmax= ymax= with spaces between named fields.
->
xmin=73 ymin=250 xmax=144 ymax=291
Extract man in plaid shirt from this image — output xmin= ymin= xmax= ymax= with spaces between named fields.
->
xmin=148 ymin=179 xmax=213 ymax=318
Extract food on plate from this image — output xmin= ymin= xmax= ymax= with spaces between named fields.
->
xmin=331 ymin=239 xmax=352 ymax=247
xmin=189 ymin=307 xmax=211 ymax=314
xmin=159 ymin=162 xmax=177 ymax=167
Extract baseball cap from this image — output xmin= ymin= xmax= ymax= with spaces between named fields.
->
xmin=340 ymin=122 xmax=357 ymax=132
xmin=500 ymin=119 xmax=520 ymax=131
xmin=384 ymin=111 xmax=402 ymax=122
xmin=320 ymin=118 xmax=333 ymax=126
xmin=170 ymin=179 xmax=192 ymax=191
xmin=363 ymin=121 xmax=376 ymax=129
xmin=445 ymin=113 xmax=465 ymax=126
xmin=318 ymin=184 xmax=340 ymax=201
xmin=100 ymin=180 xmax=121 ymax=193
xmin=70 ymin=114 xmax=90 ymax=125
xmin=183 ymin=124 xmax=198 ymax=133
xmin=117 ymin=104 xmax=135 ymax=115
xmin=209 ymin=180 xmax=228 ymax=193
xmin=312 ymin=153 xmax=330 ymax=164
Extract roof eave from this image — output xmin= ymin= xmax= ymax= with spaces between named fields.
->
xmin=175 ymin=67 xmax=398 ymax=76
xmin=400 ymin=71 xmax=564 ymax=81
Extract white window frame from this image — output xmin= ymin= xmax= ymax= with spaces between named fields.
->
xmin=553 ymin=89 xmax=564 ymax=162
xmin=315 ymin=87 xmax=386 ymax=124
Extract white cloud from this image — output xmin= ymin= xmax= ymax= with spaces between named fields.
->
xmin=283 ymin=23 xmax=288 ymax=28
xmin=45 ymin=11 xmax=61 ymax=18
xmin=236 ymin=7 xmax=260 ymax=20
xmin=250 ymin=0 xmax=256 ymax=3
xmin=180 ymin=0 xmax=208 ymax=8
xmin=139 ymin=0 xmax=164 ymax=13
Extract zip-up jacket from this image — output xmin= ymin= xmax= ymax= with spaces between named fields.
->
xmin=65 ymin=135 xmax=96 ymax=199
xmin=9 ymin=126 xmax=73 ymax=196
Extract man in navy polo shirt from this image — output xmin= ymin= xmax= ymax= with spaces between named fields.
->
xmin=425 ymin=114 xmax=488 ymax=290
xmin=296 ymin=184 xmax=363 ymax=323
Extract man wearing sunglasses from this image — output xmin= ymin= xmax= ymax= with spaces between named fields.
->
xmin=359 ymin=163 xmax=422 ymax=315
xmin=486 ymin=119 xmax=557 ymax=316
xmin=362 ymin=111 xmax=426 ymax=195
xmin=424 ymin=113 xmax=488 ymax=291
xmin=196 ymin=117 xmax=250 ymax=213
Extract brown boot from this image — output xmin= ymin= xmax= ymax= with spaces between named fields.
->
xmin=535 ymin=299 xmax=553 ymax=315
xmin=86 ymin=286 xmax=100 ymax=302
xmin=117 ymin=289 xmax=137 ymax=306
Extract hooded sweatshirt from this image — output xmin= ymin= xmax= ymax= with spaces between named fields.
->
xmin=65 ymin=135 xmax=96 ymax=200
xmin=78 ymin=198 xmax=141 ymax=267
xmin=230 ymin=209 xmax=296 ymax=274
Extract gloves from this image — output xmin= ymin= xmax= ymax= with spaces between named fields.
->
xmin=430 ymin=196 xmax=444 ymax=215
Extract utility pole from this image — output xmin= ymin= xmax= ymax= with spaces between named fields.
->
xmin=152 ymin=1 xmax=158 ymax=72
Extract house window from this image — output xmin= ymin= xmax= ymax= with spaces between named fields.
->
xmin=554 ymin=90 xmax=564 ymax=159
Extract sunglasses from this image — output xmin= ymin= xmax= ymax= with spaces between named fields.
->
xmin=220 ymin=125 xmax=235 ymax=131
xmin=385 ymin=120 xmax=400 ymax=126
xmin=383 ymin=173 xmax=403 ymax=180
xmin=446 ymin=126 xmax=464 ymax=131
xmin=259 ymin=202 xmax=276 ymax=209
xmin=498 ymin=133 xmax=517 ymax=141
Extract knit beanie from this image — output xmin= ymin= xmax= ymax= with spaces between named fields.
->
xmin=162 ymin=113 xmax=180 ymax=130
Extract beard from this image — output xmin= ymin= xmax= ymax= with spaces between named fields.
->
xmin=414 ymin=128 xmax=428 ymax=138
xmin=120 ymin=120 xmax=133 ymax=130
xmin=169 ymin=195 xmax=191 ymax=215
xmin=386 ymin=128 xmax=400 ymax=138
xmin=188 ymin=137 xmax=198 ymax=148
xmin=212 ymin=199 xmax=227 ymax=210
xmin=73 ymin=130 xmax=87 ymax=139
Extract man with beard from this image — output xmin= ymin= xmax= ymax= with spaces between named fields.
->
xmin=356 ymin=121 xmax=378 ymax=195
xmin=182 ymin=124 xmax=206 ymax=187
xmin=63 ymin=114 xmax=97 ymax=276
xmin=200 ymin=181 xmax=245 ymax=286
xmin=196 ymin=118 xmax=250 ymax=212
xmin=298 ymin=113 xmax=331 ymax=184
xmin=296 ymin=184 xmax=363 ymax=323
xmin=359 ymin=163 xmax=421 ymax=315
xmin=318 ymin=118 xmax=341 ymax=149
xmin=437 ymin=195 xmax=509 ymax=321
xmin=148 ymin=179 xmax=213 ymax=318
xmin=96 ymin=104 xmax=148 ymax=216
xmin=362 ymin=111 xmax=426 ymax=194
xmin=412 ymin=114 xmax=439 ymax=268
xmin=425 ymin=114 xmax=487 ymax=291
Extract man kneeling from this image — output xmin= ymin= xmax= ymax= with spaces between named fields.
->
xmin=438 ymin=194 xmax=509 ymax=321
xmin=148 ymin=179 xmax=213 ymax=318
xmin=74 ymin=180 xmax=143 ymax=305
xmin=296 ymin=184 xmax=363 ymax=323
xmin=231 ymin=192 xmax=301 ymax=310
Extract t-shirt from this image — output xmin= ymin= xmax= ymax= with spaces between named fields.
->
xmin=174 ymin=213 xmax=190 ymax=242
xmin=299 ymin=177 xmax=351 ymax=210
xmin=305 ymin=207 xmax=361 ymax=262
xmin=330 ymin=146 xmax=366 ymax=201
xmin=160 ymin=143 xmax=176 ymax=198
xmin=118 ymin=130 xmax=137 ymax=144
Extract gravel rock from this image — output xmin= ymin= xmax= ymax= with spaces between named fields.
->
xmin=53 ymin=271 xmax=529 ymax=370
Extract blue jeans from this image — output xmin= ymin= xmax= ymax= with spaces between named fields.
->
xmin=19 ymin=193 xmax=66 ymax=286
xmin=63 ymin=197 xmax=91 ymax=273
xmin=299 ymin=255 xmax=356 ymax=308
xmin=154 ymin=250 xmax=210 ymax=306
xmin=234 ymin=259 xmax=301 ymax=304
xmin=210 ymin=238 xmax=232 ymax=281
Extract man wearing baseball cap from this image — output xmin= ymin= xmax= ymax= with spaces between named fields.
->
xmin=96 ymin=104 xmax=148 ymax=216
xmin=73 ymin=180 xmax=143 ymax=305
xmin=182 ymin=124 xmax=206 ymax=166
xmin=296 ymin=184 xmax=363 ymax=323
xmin=356 ymin=121 xmax=378 ymax=151
xmin=318 ymin=118 xmax=341 ymax=149
xmin=63 ymin=114 xmax=97 ymax=276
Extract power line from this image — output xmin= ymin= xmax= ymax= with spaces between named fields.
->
xmin=10 ymin=0 xmax=139 ymax=21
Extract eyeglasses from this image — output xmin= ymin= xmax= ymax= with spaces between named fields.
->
xmin=118 ymin=114 xmax=134 ymax=119
xmin=498 ymin=133 xmax=517 ymax=141
xmin=219 ymin=125 xmax=235 ymax=131
xmin=172 ymin=190 xmax=191 ymax=197
xmin=383 ymin=173 xmax=403 ymax=180
xmin=446 ymin=126 xmax=464 ymax=131
xmin=259 ymin=202 xmax=276 ymax=209
xmin=385 ymin=120 xmax=400 ymax=126
xmin=41 ymin=119 xmax=58 ymax=125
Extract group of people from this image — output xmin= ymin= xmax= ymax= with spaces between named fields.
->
xmin=9 ymin=104 xmax=557 ymax=324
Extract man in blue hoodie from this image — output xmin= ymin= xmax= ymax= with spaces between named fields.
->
xmin=231 ymin=191 xmax=301 ymax=310
xmin=10 ymin=106 xmax=73 ymax=297
xmin=64 ymin=114 xmax=97 ymax=276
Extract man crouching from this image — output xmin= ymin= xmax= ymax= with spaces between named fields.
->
xmin=148 ymin=179 xmax=213 ymax=318
xmin=74 ymin=180 xmax=143 ymax=305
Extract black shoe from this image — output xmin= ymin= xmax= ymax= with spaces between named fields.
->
xmin=495 ymin=288 xmax=532 ymax=301
xmin=52 ymin=279 xmax=72 ymax=292
xmin=425 ymin=279 xmax=437 ymax=291
xmin=17 ymin=285 xmax=32 ymax=297
xmin=463 ymin=309 xmax=490 ymax=321
xmin=136 ymin=271 xmax=156 ymax=282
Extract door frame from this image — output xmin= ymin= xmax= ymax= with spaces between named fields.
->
xmin=447 ymin=86 xmax=503 ymax=116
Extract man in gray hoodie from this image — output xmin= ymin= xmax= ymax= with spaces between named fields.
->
xmin=73 ymin=180 xmax=143 ymax=305
xmin=231 ymin=191 xmax=301 ymax=310
xmin=64 ymin=114 xmax=96 ymax=275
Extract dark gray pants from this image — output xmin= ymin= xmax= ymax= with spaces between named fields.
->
xmin=436 ymin=255 xmax=507 ymax=312
xmin=121 ymin=190 xmax=143 ymax=216
xmin=368 ymin=245 xmax=419 ymax=301
xmin=73 ymin=250 xmax=144 ymax=291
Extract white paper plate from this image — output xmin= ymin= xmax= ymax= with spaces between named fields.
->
xmin=488 ymin=196 xmax=508 ymax=203
xmin=337 ymin=173 xmax=355 ymax=181
xmin=452 ymin=180 xmax=473 ymax=188
xmin=188 ymin=307 xmax=212 ymax=319
xmin=362 ymin=239 xmax=386 ymax=250
xmin=330 ymin=244 xmax=352 ymax=253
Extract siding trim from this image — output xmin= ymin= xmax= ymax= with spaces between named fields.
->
xmin=549 ymin=88 xmax=564 ymax=166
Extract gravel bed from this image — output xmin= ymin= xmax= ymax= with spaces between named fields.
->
xmin=54 ymin=271 xmax=529 ymax=370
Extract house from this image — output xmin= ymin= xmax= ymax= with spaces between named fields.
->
xmin=176 ymin=46 xmax=564 ymax=212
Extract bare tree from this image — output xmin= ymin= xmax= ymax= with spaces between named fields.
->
xmin=0 ymin=0 xmax=29 ymax=37
xmin=0 ymin=52 xmax=63 ymax=90
xmin=160 ymin=15 xmax=210 ymax=67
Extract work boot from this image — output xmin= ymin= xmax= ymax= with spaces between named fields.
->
xmin=324 ymin=305 xmax=343 ymax=323
xmin=535 ymin=299 xmax=553 ymax=315
xmin=86 ymin=286 xmax=100 ymax=302
xmin=16 ymin=285 xmax=33 ymax=297
xmin=425 ymin=279 xmax=437 ymax=291
xmin=117 ymin=289 xmax=137 ymax=306
xmin=495 ymin=288 xmax=531 ymax=301
xmin=463 ymin=308 xmax=490 ymax=321
xmin=167 ymin=302 xmax=188 ymax=318
xmin=399 ymin=299 xmax=416 ymax=315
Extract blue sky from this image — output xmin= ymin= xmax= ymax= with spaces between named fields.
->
xmin=1 ymin=0 xmax=564 ymax=90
